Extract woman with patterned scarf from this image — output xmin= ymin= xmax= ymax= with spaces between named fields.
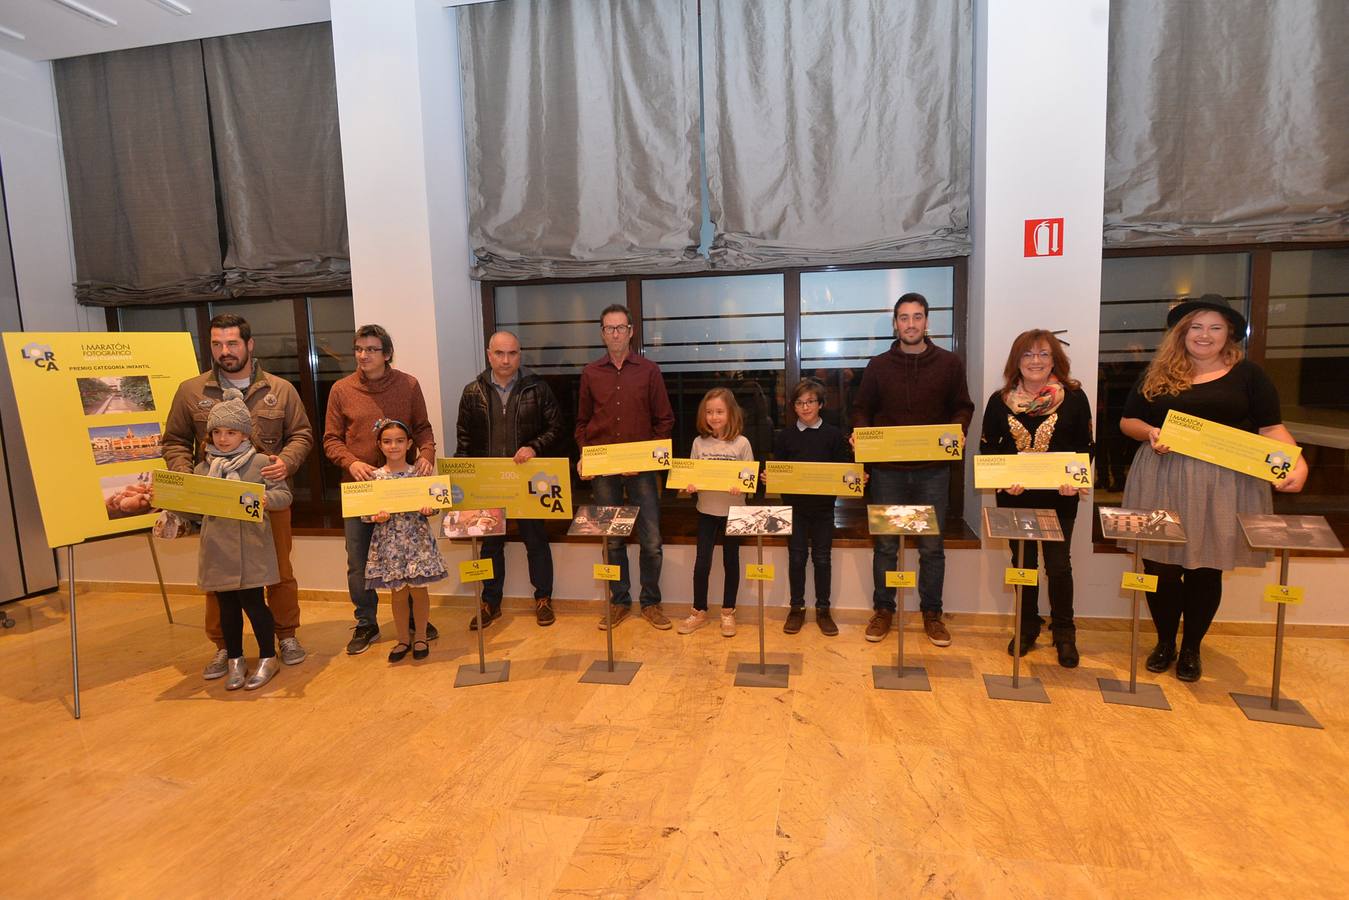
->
xmin=979 ymin=330 xmax=1094 ymax=667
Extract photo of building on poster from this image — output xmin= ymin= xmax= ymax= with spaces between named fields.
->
xmin=99 ymin=472 xmax=154 ymax=520
xmin=77 ymin=375 xmax=156 ymax=416
xmin=88 ymin=423 xmax=163 ymax=466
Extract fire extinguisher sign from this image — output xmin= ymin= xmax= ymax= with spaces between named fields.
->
xmin=1024 ymin=218 xmax=1064 ymax=258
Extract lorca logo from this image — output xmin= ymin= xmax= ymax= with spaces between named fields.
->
xmin=528 ymin=472 xmax=564 ymax=512
xmin=938 ymin=432 xmax=962 ymax=455
xmin=1265 ymin=451 xmax=1292 ymax=480
xmin=20 ymin=342 xmax=59 ymax=371
xmin=842 ymin=472 xmax=864 ymax=493
xmin=239 ymin=492 xmax=261 ymax=518
xmin=651 ymin=447 xmax=671 ymax=466
xmin=1064 ymin=462 xmax=1091 ymax=485
xmin=427 ymin=482 xmax=452 ymax=505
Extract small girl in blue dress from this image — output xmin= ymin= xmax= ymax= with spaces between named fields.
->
xmin=365 ymin=419 xmax=448 ymax=662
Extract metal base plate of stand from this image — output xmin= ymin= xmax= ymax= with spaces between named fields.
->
xmin=734 ymin=662 xmax=790 ymax=688
xmin=580 ymin=659 xmax=642 ymax=685
xmin=1230 ymin=692 xmax=1323 ymax=729
xmin=872 ymin=664 xmax=931 ymax=692
xmin=455 ymin=659 xmax=511 ymax=687
xmin=1098 ymin=678 xmax=1170 ymax=710
xmin=983 ymin=673 xmax=1049 ymax=703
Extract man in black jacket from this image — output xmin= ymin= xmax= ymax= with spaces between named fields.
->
xmin=455 ymin=331 xmax=564 ymax=627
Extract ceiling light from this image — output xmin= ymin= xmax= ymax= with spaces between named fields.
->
xmin=47 ymin=0 xmax=119 ymax=27
xmin=0 ymin=24 xmax=26 ymax=41
xmin=147 ymin=0 xmax=192 ymax=14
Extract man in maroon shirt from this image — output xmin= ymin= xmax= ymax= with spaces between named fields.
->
xmin=575 ymin=304 xmax=675 ymax=630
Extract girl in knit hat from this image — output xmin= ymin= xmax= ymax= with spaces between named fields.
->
xmin=183 ymin=388 xmax=292 ymax=690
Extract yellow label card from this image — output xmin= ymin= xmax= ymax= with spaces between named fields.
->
xmin=152 ymin=469 xmax=265 ymax=523
xmin=1121 ymin=571 xmax=1159 ymax=592
xmin=1263 ymin=584 xmax=1304 ymax=605
xmin=340 ymin=475 xmax=454 ymax=518
xmin=885 ymin=570 xmax=917 ymax=588
xmin=580 ymin=439 xmax=673 ymax=477
xmin=667 ymin=458 xmax=759 ymax=493
xmin=594 ymin=563 xmax=621 ymax=581
xmin=746 ymin=564 xmax=775 ymax=581
xmin=1159 ymin=410 xmax=1303 ymax=484
xmin=435 ymin=457 xmax=571 ymax=519
xmin=974 ymin=453 xmax=1093 ymax=490
xmin=1005 ymin=567 xmax=1039 ymax=586
xmin=761 ymin=461 xmax=864 ymax=497
xmin=852 ymin=424 xmax=964 ymax=463
xmin=459 ymin=558 xmax=494 ymax=582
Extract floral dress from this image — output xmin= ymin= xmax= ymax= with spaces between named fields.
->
xmin=364 ymin=468 xmax=448 ymax=590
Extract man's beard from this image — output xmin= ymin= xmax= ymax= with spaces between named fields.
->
xmin=897 ymin=331 xmax=925 ymax=347
xmin=217 ymin=353 xmax=250 ymax=374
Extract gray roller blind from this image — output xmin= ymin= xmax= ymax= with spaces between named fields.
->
xmin=54 ymin=41 xmax=222 ymax=306
xmin=702 ymin=0 xmax=972 ymax=268
xmin=1104 ymin=0 xmax=1349 ymax=246
xmin=458 ymin=0 xmax=704 ymax=279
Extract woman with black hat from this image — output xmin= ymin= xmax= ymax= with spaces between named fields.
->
xmin=1118 ymin=294 xmax=1308 ymax=682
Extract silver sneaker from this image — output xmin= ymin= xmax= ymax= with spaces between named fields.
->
xmin=278 ymin=637 xmax=306 ymax=666
xmin=224 ymin=657 xmax=247 ymax=691
xmin=203 ymin=648 xmax=230 ymax=680
xmin=245 ymin=656 xmax=279 ymax=691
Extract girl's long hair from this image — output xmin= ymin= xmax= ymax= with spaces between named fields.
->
xmin=1140 ymin=310 xmax=1243 ymax=400
xmin=696 ymin=387 xmax=744 ymax=440
xmin=1000 ymin=329 xmax=1079 ymax=395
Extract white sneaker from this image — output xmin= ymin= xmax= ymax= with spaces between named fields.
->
xmin=677 ymin=610 xmax=709 ymax=634
xmin=203 ymin=648 xmax=229 ymax=680
xmin=278 ymin=637 xmax=306 ymax=665
xmin=720 ymin=609 xmax=737 ymax=637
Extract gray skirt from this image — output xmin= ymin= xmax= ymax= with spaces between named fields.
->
xmin=1119 ymin=444 xmax=1272 ymax=571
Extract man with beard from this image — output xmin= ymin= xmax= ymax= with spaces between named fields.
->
xmin=163 ymin=313 xmax=314 ymax=677
xmin=851 ymin=293 xmax=973 ymax=647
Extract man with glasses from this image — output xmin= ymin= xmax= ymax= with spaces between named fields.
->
xmin=164 ymin=313 xmax=314 ymax=678
xmin=851 ymin=293 xmax=974 ymax=646
xmin=323 ymin=324 xmax=440 ymax=654
xmin=575 ymin=304 xmax=675 ymax=630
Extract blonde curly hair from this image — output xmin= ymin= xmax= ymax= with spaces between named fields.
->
xmin=1140 ymin=310 xmax=1243 ymax=400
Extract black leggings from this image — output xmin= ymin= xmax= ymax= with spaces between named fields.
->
xmin=693 ymin=513 xmax=740 ymax=611
xmin=1143 ymin=561 xmax=1222 ymax=651
xmin=218 ymin=587 xmax=276 ymax=659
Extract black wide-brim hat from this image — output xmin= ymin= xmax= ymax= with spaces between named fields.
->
xmin=1165 ymin=293 xmax=1248 ymax=336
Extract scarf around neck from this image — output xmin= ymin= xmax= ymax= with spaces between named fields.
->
xmin=1007 ymin=376 xmax=1065 ymax=417
xmin=204 ymin=441 xmax=257 ymax=481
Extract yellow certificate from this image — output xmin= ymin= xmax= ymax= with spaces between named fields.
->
xmin=435 ymin=457 xmax=572 ymax=519
xmin=852 ymin=425 xmax=964 ymax=463
xmin=762 ymin=461 xmax=864 ymax=497
xmin=152 ymin=469 xmax=265 ymax=523
xmin=340 ymin=475 xmax=453 ymax=518
xmin=667 ymin=458 xmax=758 ymax=493
xmin=580 ymin=439 xmax=673 ymax=477
xmin=974 ymin=453 xmax=1093 ymax=490
xmin=1158 ymin=410 xmax=1302 ymax=484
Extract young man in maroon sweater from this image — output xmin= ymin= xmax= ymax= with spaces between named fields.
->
xmin=851 ymin=293 xmax=974 ymax=646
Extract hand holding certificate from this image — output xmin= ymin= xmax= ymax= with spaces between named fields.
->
xmin=580 ymin=439 xmax=673 ymax=477
xmin=152 ymin=469 xmax=266 ymax=523
xmin=852 ymin=425 xmax=964 ymax=463
xmin=973 ymin=453 xmax=1093 ymax=490
xmin=1158 ymin=410 xmax=1303 ymax=485
xmin=341 ymin=475 xmax=453 ymax=518
xmin=436 ymin=457 xmax=572 ymax=519
xmin=761 ymin=461 xmax=865 ymax=497
xmin=667 ymin=458 xmax=758 ymax=493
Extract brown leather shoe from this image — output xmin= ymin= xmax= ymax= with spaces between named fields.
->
xmin=597 ymin=604 xmax=631 ymax=630
xmin=535 ymin=597 xmax=556 ymax=627
xmin=815 ymin=608 xmax=839 ymax=637
xmin=923 ymin=610 xmax=952 ymax=646
xmin=783 ymin=607 xmax=806 ymax=634
xmin=865 ymin=610 xmax=893 ymax=642
xmin=641 ymin=604 xmax=672 ymax=630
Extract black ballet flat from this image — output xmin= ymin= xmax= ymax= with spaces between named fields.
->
xmin=387 ymin=642 xmax=411 ymax=663
xmin=412 ymin=640 xmax=430 ymax=661
xmin=1145 ymin=642 xmax=1176 ymax=673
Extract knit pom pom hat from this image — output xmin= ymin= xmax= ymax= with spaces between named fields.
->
xmin=206 ymin=388 xmax=253 ymax=436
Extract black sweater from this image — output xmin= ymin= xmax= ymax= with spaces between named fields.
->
xmin=771 ymin=420 xmax=852 ymax=512
xmin=979 ymin=386 xmax=1094 ymax=519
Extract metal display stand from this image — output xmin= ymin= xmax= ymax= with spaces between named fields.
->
xmin=867 ymin=504 xmax=937 ymax=692
xmin=1097 ymin=508 xmax=1186 ymax=710
xmin=578 ymin=506 xmax=641 ymax=685
xmin=981 ymin=507 xmax=1060 ymax=704
xmin=1229 ymin=514 xmax=1341 ymax=729
xmin=454 ymin=534 xmax=510 ymax=688
xmin=734 ymin=529 xmax=791 ymax=689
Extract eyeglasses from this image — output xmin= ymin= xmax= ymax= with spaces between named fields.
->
xmin=601 ymin=324 xmax=631 ymax=335
xmin=353 ymin=346 xmax=385 ymax=356
xmin=793 ymin=398 xmax=821 ymax=407
xmin=1020 ymin=350 xmax=1052 ymax=361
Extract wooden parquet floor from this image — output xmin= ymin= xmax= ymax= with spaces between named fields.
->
xmin=1 ymin=589 xmax=1347 ymax=898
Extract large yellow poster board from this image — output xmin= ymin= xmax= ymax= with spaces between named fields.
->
xmin=3 ymin=332 xmax=201 ymax=547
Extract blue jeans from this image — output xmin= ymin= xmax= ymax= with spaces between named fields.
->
xmin=480 ymin=519 xmax=554 ymax=611
xmin=344 ymin=516 xmax=378 ymax=626
xmin=869 ymin=466 xmax=949 ymax=613
xmin=591 ymin=472 xmax=663 ymax=607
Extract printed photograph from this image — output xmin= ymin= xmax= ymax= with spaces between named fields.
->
xmin=100 ymin=471 xmax=154 ymax=521
xmin=726 ymin=505 xmax=793 ymax=536
xmin=867 ymin=504 xmax=940 ymax=536
xmin=1239 ymin=514 xmax=1343 ymax=552
xmin=88 ymin=422 xmax=164 ymax=466
xmin=77 ymin=375 xmax=156 ymax=415
xmin=442 ymin=508 xmax=507 ymax=538
xmin=983 ymin=507 xmax=1065 ymax=542
xmin=567 ymin=505 xmax=640 ymax=536
xmin=1098 ymin=507 xmax=1187 ymax=544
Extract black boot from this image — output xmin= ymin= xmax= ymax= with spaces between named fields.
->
xmin=1175 ymin=646 xmax=1202 ymax=682
xmin=1055 ymin=640 xmax=1079 ymax=668
xmin=1145 ymin=641 xmax=1176 ymax=673
xmin=1006 ymin=633 xmax=1036 ymax=657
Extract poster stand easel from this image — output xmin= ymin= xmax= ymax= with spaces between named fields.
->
xmin=453 ymin=529 xmax=510 ymax=688
xmin=576 ymin=505 xmax=641 ymax=685
xmin=1229 ymin=514 xmax=1340 ymax=729
xmin=868 ymin=504 xmax=936 ymax=692
xmin=1097 ymin=507 xmax=1185 ymax=710
xmin=981 ymin=507 xmax=1059 ymax=704
xmin=730 ymin=505 xmax=792 ymax=689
